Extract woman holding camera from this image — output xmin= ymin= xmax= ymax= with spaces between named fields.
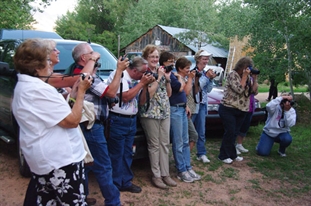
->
xmin=12 ymin=39 xmax=92 ymax=205
xmin=256 ymin=95 xmax=296 ymax=157
xmin=218 ymin=56 xmax=253 ymax=164
xmin=170 ymin=56 xmax=201 ymax=183
xmin=139 ymin=46 xmax=176 ymax=189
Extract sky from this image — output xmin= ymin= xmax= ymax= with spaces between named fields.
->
xmin=32 ymin=0 xmax=77 ymax=31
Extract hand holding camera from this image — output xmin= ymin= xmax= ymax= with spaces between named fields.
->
xmin=141 ymin=72 xmax=155 ymax=85
xmin=280 ymin=96 xmax=295 ymax=111
xmin=90 ymin=51 xmax=100 ymax=62
xmin=117 ymin=56 xmax=129 ymax=72
xmin=190 ymin=68 xmax=202 ymax=78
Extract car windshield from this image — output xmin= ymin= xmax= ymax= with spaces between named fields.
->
xmin=54 ymin=43 xmax=117 ymax=80
xmin=54 ymin=43 xmax=117 ymax=72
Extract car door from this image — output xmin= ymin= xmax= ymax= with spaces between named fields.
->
xmin=0 ymin=40 xmax=19 ymax=135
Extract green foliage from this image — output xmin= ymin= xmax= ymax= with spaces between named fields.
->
xmin=55 ymin=0 xmax=229 ymax=55
xmin=0 ymin=0 xmax=55 ymax=29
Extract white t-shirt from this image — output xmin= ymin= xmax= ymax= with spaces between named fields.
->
xmin=107 ymin=70 xmax=140 ymax=115
xmin=12 ymin=74 xmax=86 ymax=175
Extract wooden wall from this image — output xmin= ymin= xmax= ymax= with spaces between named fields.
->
xmin=124 ymin=26 xmax=192 ymax=57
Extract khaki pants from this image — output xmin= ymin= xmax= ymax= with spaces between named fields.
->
xmin=140 ymin=117 xmax=170 ymax=178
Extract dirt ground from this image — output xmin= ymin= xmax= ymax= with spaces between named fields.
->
xmin=1 ymin=141 xmax=310 ymax=206
xmin=1 ymin=93 xmax=310 ymax=206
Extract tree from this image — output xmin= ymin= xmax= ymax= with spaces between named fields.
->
xmin=217 ymin=0 xmax=311 ymax=99
xmin=0 ymin=0 xmax=56 ymax=29
xmin=118 ymin=0 xmax=228 ymax=48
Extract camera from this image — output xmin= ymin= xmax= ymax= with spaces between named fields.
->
xmin=214 ymin=71 xmax=220 ymax=76
xmin=249 ymin=66 xmax=260 ymax=75
xmin=280 ymin=98 xmax=295 ymax=107
xmin=164 ymin=65 xmax=174 ymax=73
xmin=144 ymin=71 xmax=158 ymax=80
xmin=191 ymin=68 xmax=202 ymax=78
xmin=106 ymin=96 xmax=119 ymax=105
xmin=81 ymin=73 xmax=94 ymax=84
xmin=94 ymin=62 xmax=101 ymax=68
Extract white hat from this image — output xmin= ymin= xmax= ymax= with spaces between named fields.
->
xmin=199 ymin=50 xmax=212 ymax=57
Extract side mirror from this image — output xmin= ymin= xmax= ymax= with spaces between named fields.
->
xmin=0 ymin=61 xmax=15 ymax=76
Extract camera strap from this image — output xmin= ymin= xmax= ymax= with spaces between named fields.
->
xmin=194 ymin=82 xmax=202 ymax=104
xmin=119 ymin=72 xmax=124 ymax=107
xmin=145 ymin=87 xmax=150 ymax=111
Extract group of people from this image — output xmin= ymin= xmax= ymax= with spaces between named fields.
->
xmin=13 ymin=39 xmax=296 ymax=206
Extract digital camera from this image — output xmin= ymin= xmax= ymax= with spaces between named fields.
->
xmin=164 ymin=65 xmax=174 ymax=73
xmin=249 ymin=66 xmax=260 ymax=75
xmin=280 ymin=98 xmax=295 ymax=107
xmin=145 ymin=71 xmax=158 ymax=80
xmin=81 ymin=73 xmax=94 ymax=84
xmin=106 ymin=96 xmax=119 ymax=105
xmin=191 ymin=68 xmax=202 ymax=78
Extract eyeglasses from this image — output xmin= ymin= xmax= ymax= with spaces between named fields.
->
xmin=166 ymin=60 xmax=175 ymax=63
xmin=83 ymin=51 xmax=93 ymax=55
xmin=53 ymin=48 xmax=59 ymax=52
xmin=148 ymin=55 xmax=159 ymax=59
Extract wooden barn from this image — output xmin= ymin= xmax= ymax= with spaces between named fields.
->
xmin=120 ymin=25 xmax=228 ymax=68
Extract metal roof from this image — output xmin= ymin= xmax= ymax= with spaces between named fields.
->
xmin=158 ymin=25 xmax=228 ymax=58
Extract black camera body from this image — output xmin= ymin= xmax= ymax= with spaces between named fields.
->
xmin=280 ymin=98 xmax=295 ymax=107
xmin=81 ymin=73 xmax=94 ymax=84
xmin=145 ymin=71 xmax=158 ymax=80
xmin=164 ymin=65 xmax=174 ymax=73
xmin=214 ymin=71 xmax=220 ymax=76
xmin=249 ymin=66 xmax=260 ymax=75
xmin=94 ymin=62 xmax=101 ymax=68
xmin=191 ymin=68 xmax=202 ymax=78
xmin=107 ymin=96 xmax=119 ymax=105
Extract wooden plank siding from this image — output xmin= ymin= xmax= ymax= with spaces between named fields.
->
xmin=123 ymin=26 xmax=192 ymax=57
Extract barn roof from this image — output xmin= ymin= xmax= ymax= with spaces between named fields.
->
xmin=158 ymin=25 xmax=228 ymax=58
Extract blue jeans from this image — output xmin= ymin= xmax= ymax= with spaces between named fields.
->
xmin=192 ymin=103 xmax=207 ymax=157
xmin=80 ymin=123 xmax=120 ymax=206
xmin=239 ymin=112 xmax=253 ymax=137
xmin=256 ymin=132 xmax=292 ymax=156
xmin=218 ymin=104 xmax=247 ymax=160
xmin=170 ymin=106 xmax=191 ymax=173
xmin=107 ymin=114 xmax=137 ymax=189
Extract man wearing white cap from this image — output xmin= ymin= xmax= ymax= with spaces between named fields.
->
xmin=192 ymin=50 xmax=217 ymax=163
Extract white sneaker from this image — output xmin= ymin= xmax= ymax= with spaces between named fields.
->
xmin=177 ymin=171 xmax=194 ymax=183
xmin=219 ymin=158 xmax=233 ymax=164
xmin=236 ymin=148 xmax=241 ymax=155
xmin=278 ymin=150 xmax=287 ymax=157
xmin=234 ymin=156 xmax=244 ymax=162
xmin=196 ymin=155 xmax=211 ymax=163
xmin=187 ymin=169 xmax=201 ymax=181
xmin=236 ymin=144 xmax=249 ymax=153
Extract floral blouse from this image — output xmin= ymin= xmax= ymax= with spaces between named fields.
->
xmin=221 ymin=70 xmax=250 ymax=112
xmin=139 ymin=76 xmax=170 ymax=119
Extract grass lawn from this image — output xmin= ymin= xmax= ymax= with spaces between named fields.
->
xmin=203 ymin=93 xmax=311 ymax=200
xmin=258 ymin=82 xmax=309 ymax=93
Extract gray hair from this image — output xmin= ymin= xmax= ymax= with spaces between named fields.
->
xmin=72 ymin=43 xmax=89 ymax=63
xmin=129 ymin=56 xmax=144 ymax=71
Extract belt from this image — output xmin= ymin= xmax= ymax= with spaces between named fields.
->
xmin=170 ymin=103 xmax=186 ymax=108
xmin=109 ymin=111 xmax=136 ymax=118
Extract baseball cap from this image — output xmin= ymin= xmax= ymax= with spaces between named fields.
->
xmin=199 ymin=50 xmax=212 ymax=57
